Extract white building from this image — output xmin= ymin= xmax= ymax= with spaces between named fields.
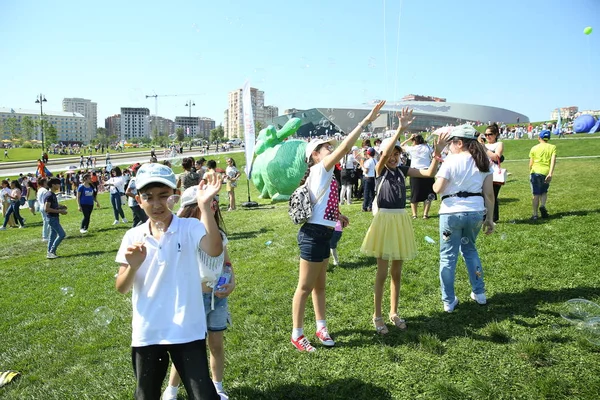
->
xmin=226 ymin=87 xmax=265 ymax=139
xmin=0 ymin=107 xmax=86 ymax=144
xmin=120 ymin=107 xmax=150 ymax=140
xmin=149 ymin=116 xmax=174 ymax=138
xmin=62 ymin=98 xmax=97 ymax=143
xmin=550 ymin=106 xmax=578 ymax=120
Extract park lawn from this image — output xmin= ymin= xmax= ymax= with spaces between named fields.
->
xmin=0 ymin=148 xmax=600 ymax=399
xmin=0 ymin=146 xmax=153 ymax=163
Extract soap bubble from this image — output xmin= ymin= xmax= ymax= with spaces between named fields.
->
xmin=424 ymin=236 xmax=436 ymax=244
xmin=155 ymin=221 xmax=166 ymax=233
xmin=94 ymin=306 xmax=114 ymax=326
xmin=320 ymin=119 xmax=331 ymax=128
xmin=61 ymin=287 xmax=74 ymax=297
xmin=167 ymin=195 xmax=181 ymax=211
xmin=265 ymin=240 xmax=272 ymax=246
xmin=582 ymin=317 xmax=600 ymax=345
xmin=328 ymin=115 xmax=336 ymax=122
xmin=559 ymin=299 xmax=600 ymax=325
xmin=347 ymin=111 xmax=355 ymax=119
xmin=425 ymin=193 xmax=436 ymax=204
xmin=170 ymin=157 xmax=182 ymax=167
xmin=460 ymin=237 xmax=469 ymax=245
xmin=500 ymin=233 xmax=507 ymax=241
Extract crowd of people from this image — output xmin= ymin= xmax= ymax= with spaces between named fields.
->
xmin=0 ymin=100 xmax=562 ymax=399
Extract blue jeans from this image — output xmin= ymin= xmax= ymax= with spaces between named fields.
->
xmin=110 ymin=192 xmax=125 ymax=220
xmin=439 ymin=211 xmax=486 ymax=304
xmin=40 ymin=210 xmax=51 ymax=239
xmin=48 ymin=217 xmax=66 ymax=254
xmin=362 ymin=177 xmax=375 ymax=211
xmin=3 ymin=201 xmax=25 ymax=227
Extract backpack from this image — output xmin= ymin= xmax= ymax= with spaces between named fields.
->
xmin=288 ymin=175 xmax=331 ymax=225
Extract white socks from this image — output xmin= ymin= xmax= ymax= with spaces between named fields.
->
xmin=163 ymin=385 xmax=178 ymax=398
xmin=316 ymin=320 xmax=326 ymax=331
xmin=292 ymin=328 xmax=303 ymax=340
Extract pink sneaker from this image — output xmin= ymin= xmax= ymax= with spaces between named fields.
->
xmin=315 ymin=327 xmax=335 ymax=347
xmin=291 ymin=335 xmax=316 ymax=352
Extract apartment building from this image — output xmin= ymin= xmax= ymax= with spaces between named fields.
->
xmin=0 ymin=107 xmax=86 ymax=143
xmin=62 ymin=97 xmax=98 ymax=143
xmin=120 ymin=107 xmax=150 ymax=140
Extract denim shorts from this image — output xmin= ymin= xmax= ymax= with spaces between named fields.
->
xmin=202 ymin=293 xmax=229 ymax=332
xmin=330 ymin=231 xmax=342 ymax=250
xmin=530 ymin=173 xmax=550 ymax=195
xmin=297 ymin=223 xmax=334 ymax=262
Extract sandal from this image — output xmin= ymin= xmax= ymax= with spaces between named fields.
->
xmin=389 ymin=314 xmax=407 ymax=330
xmin=423 ymin=215 xmax=429 ymax=219
xmin=412 ymin=215 xmax=417 ymax=219
xmin=373 ymin=317 xmax=388 ymax=335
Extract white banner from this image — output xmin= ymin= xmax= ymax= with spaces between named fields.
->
xmin=242 ymin=81 xmax=256 ymax=177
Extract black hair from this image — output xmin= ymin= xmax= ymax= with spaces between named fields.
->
xmin=207 ymin=160 xmax=217 ymax=169
xmin=49 ymin=177 xmax=61 ymax=186
xmin=486 ymin=123 xmax=500 ymax=136
xmin=452 ymin=138 xmax=490 ymax=172
xmin=412 ymin=134 xmax=425 ymax=145
xmin=299 ymin=143 xmax=325 ymax=186
xmin=179 ymin=201 xmax=226 ymax=235
xmin=227 ymin=158 xmax=237 ymax=167
xmin=182 ymin=157 xmax=194 ymax=170
xmin=112 ymin=166 xmax=122 ymax=177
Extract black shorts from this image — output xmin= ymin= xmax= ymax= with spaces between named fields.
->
xmin=297 ymin=223 xmax=334 ymax=262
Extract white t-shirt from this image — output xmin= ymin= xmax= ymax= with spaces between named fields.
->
xmin=106 ymin=176 xmax=126 ymax=194
xmin=37 ymin=187 xmax=49 ymax=205
xmin=115 ymin=216 xmax=208 ymax=347
xmin=406 ymin=144 xmax=433 ymax=169
xmin=436 ymin=153 xmax=491 ymax=214
xmin=306 ymin=163 xmax=339 ymax=228
xmin=341 ymin=154 xmax=356 ymax=169
xmin=127 ymin=178 xmax=139 ymax=207
xmin=1 ymin=187 xmax=11 ymax=202
xmin=363 ymin=158 xmax=376 ymax=178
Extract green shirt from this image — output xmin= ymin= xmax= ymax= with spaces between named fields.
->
xmin=529 ymin=141 xmax=556 ymax=176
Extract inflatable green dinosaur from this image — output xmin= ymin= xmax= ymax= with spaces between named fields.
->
xmin=251 ymin=118 xmax=307 ymax=201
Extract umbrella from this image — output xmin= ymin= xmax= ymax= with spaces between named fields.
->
xmin=1 ymin=139 xmax=12 ymax=143
xmin=66 ymin=169 xmax=77 ymax=174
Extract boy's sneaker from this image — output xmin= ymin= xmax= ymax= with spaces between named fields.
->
xmin=161 ymin=385 xmax=178 ymax=400
xmin=291 ymin=335 xmax=316 ymax=352
xmin=112 ymin=220 xmax=119 ymax=225
xmin=0 ymin=226 xmax=5 ymax=231
xmin=470 ymin=292 xmax=487 ymax=305
xmin=530 ymin=215 xmax=538 ymax=221
xmin=539 ymin=206 xmax=549 ymax=219
xmin=80 ymin=229 xmax=87 ymax=234
xmin=443 ymin=296 xmax=459 ymax=312
xmin=122 ymin=218 xmax=128 ymax=223
xmin=216 ymin=389 xmax=229 ymax=400
xmin=46 ymin=252 xmax=58 ymax=259
xmin=316 ymin=327 xmax=335 ymax=347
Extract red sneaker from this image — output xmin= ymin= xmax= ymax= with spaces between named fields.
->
xmin=315 ymin=327 xmax=335 ymax=347
xmin=291 ymin=335 xmax=316 ymax=352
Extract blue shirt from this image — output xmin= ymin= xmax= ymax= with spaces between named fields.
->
xmin=78 ymin=184 xmax=95 ymax=206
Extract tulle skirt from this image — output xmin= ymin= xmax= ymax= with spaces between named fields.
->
xmin=361 ymin=208 xmax=417 ymax=261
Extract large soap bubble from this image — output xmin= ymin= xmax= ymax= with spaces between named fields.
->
xmin=559 ymin=298 xmax=600 ymax=325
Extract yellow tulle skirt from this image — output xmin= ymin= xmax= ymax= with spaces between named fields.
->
xmin=360 ymin=208 xmax=417 ymax=261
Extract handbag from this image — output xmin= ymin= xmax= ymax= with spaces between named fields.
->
xmin=492 ymin=162 xmax=507 ymax=185
xmin=288 ymin=175 xmax=331 ymax=224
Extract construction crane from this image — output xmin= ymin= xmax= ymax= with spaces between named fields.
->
xmin=145 ymin=92 xmax=205 ymax=117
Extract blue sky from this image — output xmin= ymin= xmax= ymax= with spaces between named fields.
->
xmin=1 ymin=0 xmax=598 ymax=126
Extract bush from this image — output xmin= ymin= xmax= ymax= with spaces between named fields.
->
xmin=22 ymin=141 xmax=33 ymax=148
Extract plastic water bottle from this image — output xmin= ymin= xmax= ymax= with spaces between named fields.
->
xmin=216 ymin=263 xmax=232 ymax=292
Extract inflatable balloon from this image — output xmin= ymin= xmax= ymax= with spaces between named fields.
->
xmin=573 ymin=114 xmax=597 ymax=133
xmin=584 ymin=26 xmax=592 ymax=35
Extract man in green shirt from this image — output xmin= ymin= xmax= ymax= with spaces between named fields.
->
xmin=528 ymin=130 xmax=556 ymax=220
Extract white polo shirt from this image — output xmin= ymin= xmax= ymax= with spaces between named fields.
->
xmin=116 ymin=216 xmax=210 ymax=347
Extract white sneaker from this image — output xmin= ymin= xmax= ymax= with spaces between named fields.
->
xmin=122 ymin=218 xmax=128 ymax=223
xmin=217 ymin=389 xmax=229 ymax=400
xmin=47 ymin=252 xmax=58 ymax=259
xmin=470 ymin=292 xmax=487 ymax=305
xmin=112 ymin=220 xmax=119 ymax=225
xmin=0 ymin=226 xmax=5 ymax=231
xmin=443 ymin=296 xmax=459 ymax=312
xmin=161 ymin=385 xmax=178 ymax=400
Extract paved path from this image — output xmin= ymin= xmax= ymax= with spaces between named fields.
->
xmin=0 ymin=149 xmax=245 ymax=177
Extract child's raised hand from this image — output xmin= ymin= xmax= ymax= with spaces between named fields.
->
xmin=124 ymin=242 xmax=146 ymax=270
xmin=435 ymin=131 xmax=450 ymax=154
xmin=364 ymin=100 xmax=386 ymax=124
xmin=196 ymin=173 xmax=222 ymax=208
xmin=396 ymin=107 xmax=415 ymax=131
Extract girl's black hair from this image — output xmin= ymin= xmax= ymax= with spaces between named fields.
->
xmin=412 ymin=134 xmax=425 ymax=145
xmin=207 ymin=160 xmax=217 ymax=169
xmin=486 ymin=123 xmax=500 ymax=136
xmin=112 ymin=166 xmax=122 ymax=177
xmin=227 ymin=158 xmax=237 ymax=167
xmin=454 ymin=139 xmax=490 ymax=172
xmin=178 ymin=201 xmax=226 ymax=235
xmin=299 ymin=143 xmax=325 ymax=186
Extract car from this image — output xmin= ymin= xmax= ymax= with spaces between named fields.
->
xmin=227 ymin=139 xmax=243 ymax=146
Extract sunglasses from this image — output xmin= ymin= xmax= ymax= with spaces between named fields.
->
xmin=484 ymin=133 xmax=496 ymax=137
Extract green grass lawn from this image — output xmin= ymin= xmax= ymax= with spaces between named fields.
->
xmin=0 ymin=147 xmax=153 ymax=163
xmin=1 ymin=144 xmax=599 ymax=399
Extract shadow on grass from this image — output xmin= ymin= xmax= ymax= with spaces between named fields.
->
xmin=228 ymin=227 xmax=272 ymax=240
xmin=333 ymin=256 xmax=373 ymax=270
xmin=512 ymin=208 xmax=600 ymax=225
xmin=61 ymin=250 xmax=108 ymax=258
xmin=497 ymin=197 xmax=521 ymax=204
xmin=230 ymin=378 xmax=393 ymax=400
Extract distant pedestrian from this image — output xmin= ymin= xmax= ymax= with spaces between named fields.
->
xmin=529 ymin=130 xmax=557 ymax=220
xmin=0 ymin=180 xmax=25 ymax=230
xmin=77 ymin=173 xmax=100 ymax=234
xmin=36 ymin=177 xmax=51 ymax=241
xmin=45 ymin=178 xmax=68 ymax=258
xmin=3 ymin=149 xmax=8 ymax=159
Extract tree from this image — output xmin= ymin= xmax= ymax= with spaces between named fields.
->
xmin=96 ymin=127 xmax=110 ymax=146
xmin=45 ymin=123 xmax=58 ymax=146
xmin=209 ymin=125 xmax=225 ymax=144
xmin=152 ymin=126 xmax=160 ymax=141
xmin=21 ymin=116 xmax=35 ymax=141
xmin=5 ymin=117 xmax=19 ymax=141
xmin=176 ymin=127 xmax=185 ymax=142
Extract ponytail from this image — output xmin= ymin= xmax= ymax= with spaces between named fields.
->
xmin=299 ymin=157 xmax=315 ymax=186
xmin=466 ymin=140 xmax=491 ymax=172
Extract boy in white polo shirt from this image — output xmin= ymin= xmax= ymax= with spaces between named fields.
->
xmin=115 ymin=163 xmax=222 ymax=400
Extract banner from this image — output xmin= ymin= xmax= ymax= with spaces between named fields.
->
xmin=242 ymin=81 xmax=256 ymax=177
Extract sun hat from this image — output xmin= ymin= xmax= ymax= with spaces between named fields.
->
xmin=135 ymin=163 xmax=177 ymax=190
xmin=305 ymin=138 xmax=336 ymax=161
xmin=539 ymin=130 xmax=551 ymax=140
xmin=449 ymin=124 xmax=479 ymax=140
xmin=380 ymin=137 xmax=401 ymax=151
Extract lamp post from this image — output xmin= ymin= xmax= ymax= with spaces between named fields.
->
xmin=35 ymin=94 xmax=47 ymax=152
xmin=185 ymin=100 xmax=195 ymax=117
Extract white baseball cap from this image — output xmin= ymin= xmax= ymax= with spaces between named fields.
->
xmin=180 ymin=185 xmax=220 ymax=208
xmin=305 ymin=138 xmax=336 ymax=161
xmin=135 ymin=163 xmax=177 ymax=190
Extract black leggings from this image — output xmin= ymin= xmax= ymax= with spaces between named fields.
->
xmin=80 ymin=204 xmax=93 ymax=230
xmin=493 ymin=184 xmax=501 ymax=222
xmin=131 ymin=339 xmax=218 ymax=400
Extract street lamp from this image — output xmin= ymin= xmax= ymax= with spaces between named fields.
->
xmin=185 ymin=100 xmax=195 ymax=117
xmin=35 ymin=94 xmax=47 ymax=152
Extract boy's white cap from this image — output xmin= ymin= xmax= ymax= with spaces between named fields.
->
xmin=305 ymin=138 xmax=336 ymax=161
xmin=135 ymin=163 xmax=177 ymax=190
